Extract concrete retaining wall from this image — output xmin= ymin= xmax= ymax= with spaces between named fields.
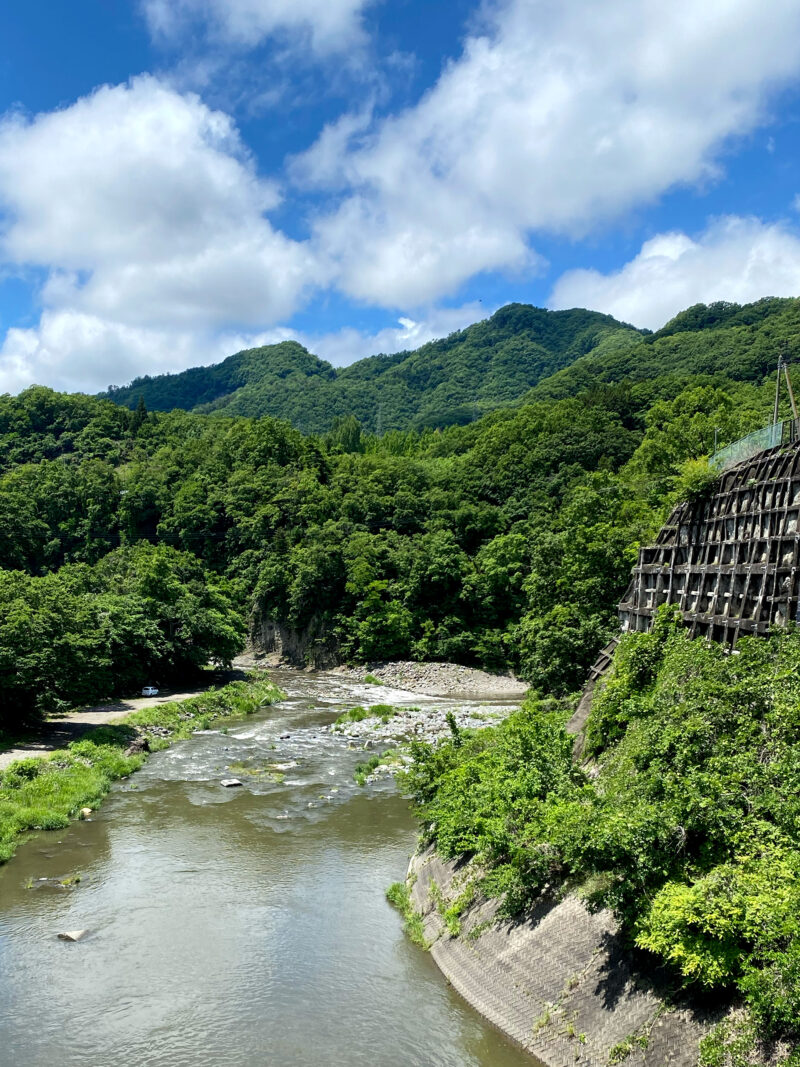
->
xmin=409 ymin=847 xmax=723 ymax=1067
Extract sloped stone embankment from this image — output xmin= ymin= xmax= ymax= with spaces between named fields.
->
xmin=409 ymin=847 xmax=721 ymax=1067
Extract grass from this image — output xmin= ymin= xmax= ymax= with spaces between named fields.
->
xmin=353 ymin=748 xmax=403 ymax=786
xmin=334 ymin=704 xmax=409 ymax=729
xmin=334 ymin=706 xmax=369 ymax=725
xmin=386 ymin=880 xmax=427 ymax=947
xmin=0 ymin=677 xmax=285 ymax=865
xmin=363 ymin=674 xmax=381 ymax=685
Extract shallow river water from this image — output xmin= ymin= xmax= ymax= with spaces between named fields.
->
xmin=0 ymin=671 xmax=539 ymax=1067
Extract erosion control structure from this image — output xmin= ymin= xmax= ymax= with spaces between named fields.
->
xmin=620 ymin=438 xmax=800 ymax=644
xmin=573 ymin=414 xmax=800 ymax=740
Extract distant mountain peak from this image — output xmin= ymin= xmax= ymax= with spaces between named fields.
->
xmin=101 ymin=303 xmax=638 ymax=433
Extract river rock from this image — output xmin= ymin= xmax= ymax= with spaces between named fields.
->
xmin=58 ymin=930 xmax=88 ymax=942
xmin=79 ymin=807 xmax=93 ymax=819
xmin=124 ymin=737 xmax=150 ymax=756
xmin=220 ymin=778 xmax=243 ymax=788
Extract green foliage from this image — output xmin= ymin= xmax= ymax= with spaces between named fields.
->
xmin=401 ymin=697 xmax=579 ymax=912
xmin=0 ymin=543 xmax=246 ymax=724
xmin=334 ymin=706 xmax=369 ymax=724
xmin=385 ymin=880 xmax=427 ymax=947
xmin=402 ymin=621 xmax=800 ymax=1045
xmin=0 ymin=677 xmax=283 ymax=863
xmin=698 ymin=1013 xmax=800 ymax=1067
xmin=670 ymin=456 xmax=720 ymax=505
xmin=101 ymin=305 xmax=636 ymax=433
xmin=2 ymin=295 xmax=796 ymax=724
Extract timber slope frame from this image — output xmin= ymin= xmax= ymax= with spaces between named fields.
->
xmin=620 ymin=441 xmax=800 ymax=644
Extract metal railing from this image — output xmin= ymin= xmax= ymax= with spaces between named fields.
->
xmin=709 ymin=418 xmax=800 ymax=472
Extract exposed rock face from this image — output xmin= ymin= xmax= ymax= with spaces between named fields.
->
xmin=409 ymin=847 xmax=723 ymax=1067
xmin=250 ymin=612 xmax=338 ymax=669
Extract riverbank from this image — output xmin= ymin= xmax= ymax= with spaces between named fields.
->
xmin=0 ymin=681 xmax=223 ymax=771
xmin=0 ymin=671 xmax=535 ymax=1067
xmin=408 ymin=846 xmax=719 ymax=1067
xmin=330 ymin=660 xmax=527 ymax=699
xmin=0 ymin=677 xmax=284 ymax=864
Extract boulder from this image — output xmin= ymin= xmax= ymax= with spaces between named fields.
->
xmin=58 ymin=930 xmax=88 ymax=942
xmin=220 ymin=778 xmax=243 ymax=788
xmin=124 ymin=737 xmax=150 ymax=756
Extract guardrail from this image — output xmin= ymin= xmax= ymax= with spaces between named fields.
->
xmin=709 ymin=418 xmax=800 ymax=472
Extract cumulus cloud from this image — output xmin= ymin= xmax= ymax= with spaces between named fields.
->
xmin=143 ymin=0 xmax=373 ymax=54
xmin=0 ymin=311 xmax=219 ymax=395
xmin=236 ymin=301 xmax=493 ymax=366
xmin=0 ymin=77 xmax=322 ymax=393
xmin=548 ymin=217 xmax=800 ymax=330
xmin=298 ymin=0 xmax=800 ymax=306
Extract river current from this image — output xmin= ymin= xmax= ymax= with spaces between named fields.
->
xmin=0 ymin=671 xmax=538 ymax=1067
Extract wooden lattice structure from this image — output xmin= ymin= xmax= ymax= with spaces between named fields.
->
xmin=619 ymin=441 xmax=800 ymax=644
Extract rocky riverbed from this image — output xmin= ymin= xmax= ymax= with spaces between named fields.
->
xmin=330 ymin=660 xmax=529 ymax=699
xmin=325 ymin=692 xmax=522 ymax=784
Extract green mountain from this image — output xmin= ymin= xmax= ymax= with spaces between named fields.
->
xmin=101 ymin=297 xmax=800 ymax=435
xmin=101 ymin=304 xmax=639 ymax=432
xmin=528 ymin=296 xmax=800 ymax=403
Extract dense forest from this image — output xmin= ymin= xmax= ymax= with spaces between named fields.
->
xmin=4 ymin=296 xmax=800 ymax=1056
xmin=102 ymin=297 xmax=800 ymax=434
xmin=102 ymin=304 xmax=640 ymax=431
xmin=3 ymin=296 xmax=796 ymax=732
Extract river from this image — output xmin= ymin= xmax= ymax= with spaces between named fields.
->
xmin=0 ymin=670 xmax=539 ymax=1067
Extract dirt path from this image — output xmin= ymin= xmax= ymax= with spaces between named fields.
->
xmin=0 ymin=686 xmax=213 ymax=771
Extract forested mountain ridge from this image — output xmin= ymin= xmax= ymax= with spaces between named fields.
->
xmin=102 ymin=296 xmax=800 ymax=435
xmin=2 ymin=289 xmax=792 ymax=727
xmin=101 ymin=304 xmax=639 ymax=432
xmin=7 ymin=296 xmax=800 ymax=1049
xmin=528 ymin=295 xmax=800 ymax=403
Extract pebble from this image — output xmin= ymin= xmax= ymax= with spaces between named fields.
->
xmin=332 ymin=660 xmax=528 ymax=699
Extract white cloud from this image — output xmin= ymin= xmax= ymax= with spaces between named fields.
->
xmin=236 ymin=301 xmax=493 ymax=366
xmin=0 ymin=311 xmax=217 ymax=395
xmin=0 ymin=77 xmax=319 ymax=323
xmin=298 ymin=0 xmax=800 ymax=306
xmin=0 ymin=299 xmax=491 ymax=396
xmin=0 ymin=77 xmax=323 ymax=393
xmin=143 ymin=0 xmax=373 ymax=54
xmin=549 ymin=216 xmax=800 ymax=329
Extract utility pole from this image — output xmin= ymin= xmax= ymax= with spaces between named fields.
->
xmin=782 ymin=342 xmax=800 ymax=427
xmin=773 ymin=352 xmax=783 ymax=426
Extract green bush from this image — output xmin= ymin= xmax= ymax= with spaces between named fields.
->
xmin=401 ymin=618 xmax=800 ymax=1045
xmin=0 ymin=677 xmax=284 ymax=863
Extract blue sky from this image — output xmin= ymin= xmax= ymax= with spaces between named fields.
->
xmin=3 ymin=0 xmax=800 ymax=393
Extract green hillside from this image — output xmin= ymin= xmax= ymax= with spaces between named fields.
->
xmin=102 ymin=297 xmax=800 ymax=436
xmin=529 ymin=296 xmax=800 ymax=402
xmin=101 ymin=304 xmax=638 ymax=432
xmin=6 ymin=294 xmax=800 ymax=1049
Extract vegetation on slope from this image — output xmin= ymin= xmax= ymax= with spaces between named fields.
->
xmin=1 ymin=298 xmax=792 ymax=731
xmin=0 ymin=677 xmax=284 ymax=864
xmin=102 ymin=305 xmax=638 ymax=432
xmin=401 ymin=613 xmax=800 ymax=1055
xmin=5 ymin=295 xmax=800 ymax=1061
xmin=102 ymin=298 xmax=800 ymax=439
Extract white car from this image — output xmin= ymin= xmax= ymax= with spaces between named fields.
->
xmin=141 ymin=686 xmax=159 ymax=697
